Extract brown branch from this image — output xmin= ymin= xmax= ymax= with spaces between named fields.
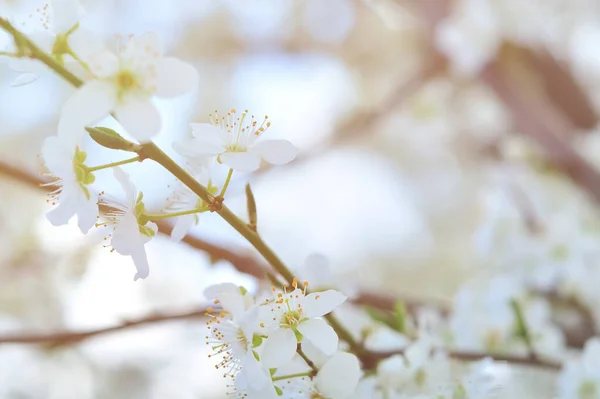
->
xmin=0 ymin=307 xmax=210 ymax=345
xmin=361 ymin=348 xmax=560 ymax=371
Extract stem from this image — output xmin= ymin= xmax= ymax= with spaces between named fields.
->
xmin=219 ymin=168 xmax=234 ymax=198
xmin=87 ymin=156 xmax=140 ymax=172
xmin=145 ymin=207 xmax=209 ymax=220
xmin=272 ymin=372 xmax=312 ymax=382
xmin=297 ymin=344 xmax=319 ymax=375
xmin=0 ymin=18 xmax=83 ymax=88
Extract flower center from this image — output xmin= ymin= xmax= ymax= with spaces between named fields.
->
xmin=282 ymin=310 xmax=302 ymax=328
xmin=236 ymin=329 xmax=249 ymax=352
xmin=116 ymin=70 xmax=138 ymax=93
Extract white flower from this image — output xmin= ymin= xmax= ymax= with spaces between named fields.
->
xmin=8 ymin=0 xmax=85 ymax=86
xmin=61 ymin=32 xmax=198 ymax=141
xmin=162 ymin=161 xmax=216 ymax=242
xmin=259 ymin=281 xmax=346 ymax=368
xmin=296 ymin=253 xmax=357 ymax=297
xmin=100 ymin=167 xmax=157 ymax=280
xmin=557 ymin=337 xmax=600 ymax=399
xmin=203 ymin=283 xmax=271 ymax=393
xmin=280 ymin=352 xmax=361 ymax=399
xmin=40 ymin=121 xmax=97 ymax=233
xmin=174 ymin=109 xmax=298 ymax=172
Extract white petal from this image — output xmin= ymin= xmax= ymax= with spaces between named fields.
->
xmin=41 ymin=135 xmax=74 ymax=177
xmin=76 ymin=190 xmax=98 ymax=233
xmin=251 ymin=139 xmax=298 ymax=165
xmin=131 ymin=244 xmax=150 ymax=281
xmin=170 ymin=215 xmax=195 ymax=242
xmin=57 ymin=116 xmax=85 ymax=144
xmin=297 ymin=318 xmax=338 ymax=356
xmin=155 ymin=57 xmax=198 ymax=97
xmin=128 ymin=32 xmax=162 ymax=57
xmin=115 ymin=96 xmax=161 ymax=142
xmin=315 ymin=352 xmax=361 ymax=399
xmin=111 ymin=212 xmax=141 ymax=256
xmin=173 ymin=139 xmax=223 ymax=158
xmin=46 ymin=185 xmax=78 ymax=226
xmin=69 ymin=33 xmax=115 ymax=76
xmin=302 ymin=290 xmax=347 ymax=318
xmin=190 ymin=123 xmax=226 ymax=142
xmin=9 ymin=57 xmax=46 ymax=74
xmin=61 ymin=79 xmax=117 ymax=127
xmin=217 ymin=293 xmax=246 ymax=320
xmin=11 ymin=73 xmax=39 ymax=87
xmin=204 ymin=283 xmax=240 ymax=299
xmin=219 ymin=151 xmax=261 ymax=172
xmin=240 ymin=351 xmax=270 ymax=390
xmin=51 ymin=0 xmax=83 ymax=33
xmin=261 ymin=328 xmax=297 ymax=368
xmin=113 ymin=167 xmax=137 ymax=205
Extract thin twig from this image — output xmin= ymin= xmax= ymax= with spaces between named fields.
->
xmin=0 ymin=307 xmax=210 ymax=345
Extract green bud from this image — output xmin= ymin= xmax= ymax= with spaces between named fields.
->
xmin=86 ymin=126 xmax=141 ymax=152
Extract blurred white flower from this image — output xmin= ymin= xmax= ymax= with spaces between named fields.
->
xmin=260 ymin=282 xmax=346 ymax=368
xmin=161 ymin=160 xmax=215 ymax=242
xmin=557 ymin=337 xmax=600 ymax=399
xmin=296 ymin=253 xmax=357 ymax=297
xmin=61 ymin=31 xmax=198 ymax=141
xmin=41 ymin=121 xmax=97 ymax=233
xmin=8 ymin=0 xmax=85 ymax=86
xmin=174 ymin=109 xmax=298 ymax=172
xmin=99 ymin=167 xmax=157 ymax=280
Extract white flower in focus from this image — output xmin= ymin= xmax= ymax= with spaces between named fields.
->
xmin=557 ymin=337 xmax=600 ymax=399
xmin=204 ymin=283 xmax=271 ymax=393
xmin=61 ymin=32 xmax=198 ymax=141
xmin=174 ymin=109 xmax=298 ymax=172
xmin=260 ymin=280 xmax=346 ymax=368
xmin=100 ymin=167 xmax=157 ymax=280
xmin=8 ymin=0 xmax=85 ymax=86
xmin=41 ymin=122 xmax=97 ymax=233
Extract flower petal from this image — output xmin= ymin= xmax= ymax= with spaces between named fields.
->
xmin=51 ymin=0 xmax=84 ymax=33
xmin=131 ymin=244 xmax=150 ymax=281
xmin=10 ymin=73 xmax=39 ymax=87
xmin=61 ymin=79 xmax=117 ymax=128
xmin=115 ymin=96 xmax=161 ymax=142
xmin=111 ymin=212 xmax=141 ymax=256
xmin=113 ymin=167 xmax=137 ymax=206
xmin=315 ymin=352 xmax=361 ymax=399
xmin=302 ymin=290 xmax=347 ymax=318
xmin=173 ymin=139 xmax=223 ymax=158
xmin=76 ymin=190 xmax=98 ymax=233
xmin=219 ymin=151 xmax=261 ymax=172
xmin=155 ymin=57 xmax=198 ymax=97
xmin=251 ymin=139 xmax=298 ymax=165
xmin=41 ymin=135 xmax=74 ymax=177
xmin=261 ymin=328 xmax=297 ymax=368
xmin=298 ymin=318 xmax=338 ymax=356
xmin=204 ymin=283 xmax=240 ymax=299
xmin=170 ymin=214 xmax=195 ymax=242
xmin=46 ymin=184 xmax=78 ymax=226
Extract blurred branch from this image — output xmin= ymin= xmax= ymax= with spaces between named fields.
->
xmin=362 ymin=348 xmax=560 ymax=371
xmin=0 ymin=307 xmax=210 ymax=345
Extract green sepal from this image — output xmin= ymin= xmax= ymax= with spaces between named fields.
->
xmin=293 ymin=328 xmax=303 ymax=342
xmin=239 ymin=286 xmax=248 ymax=295
xmin=252 ymin=334 xmax=263 ymax=348
xmin=275 ymin=386 xmax=283 ymax=396
xmin=253 ymin=349 xmax=260 ymax=362
xmin=269 ymin=368 xmax=277 ymax=376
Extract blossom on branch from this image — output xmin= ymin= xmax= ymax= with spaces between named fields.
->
xmin=174 ymin=109 xmax=298 ymax=172
xmin=61 ymin=31 xmax=198 ymax=141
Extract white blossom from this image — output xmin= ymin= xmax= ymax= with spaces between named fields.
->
xmin=40 ymin=120 xmax=97 ymax=233
xmin=174 ymin=109 xmax=298 ymax=172
xmin=99 ymin=167 xmax=157 ymax=280
xmin=8 ymin=0 xmax=85 ymax=86
xmin=60 ymin=31 xmax=198 ymax=141
xmin=259 ymin=281 xmax=346 ymax=368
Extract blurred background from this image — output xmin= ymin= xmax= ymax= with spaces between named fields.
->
xmin=1 ymin=0 xmax=600 ymax=397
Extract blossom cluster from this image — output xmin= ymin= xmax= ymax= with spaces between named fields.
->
xmin=14 ymin=0 xmax=299 ymax=280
